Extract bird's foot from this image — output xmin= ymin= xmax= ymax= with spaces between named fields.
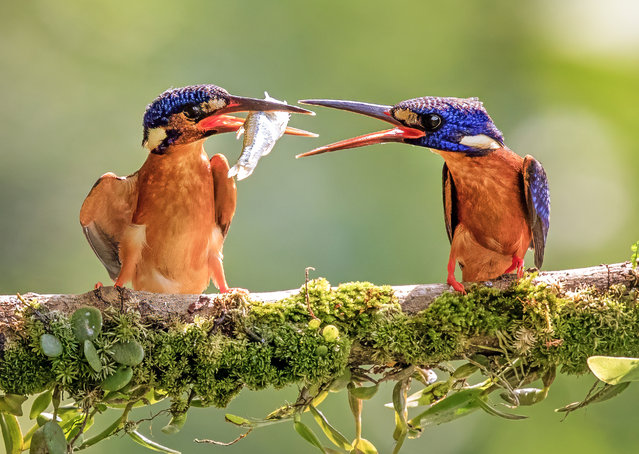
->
xmin=447 ymin=275 xmax=466 ymax=294
xmin=94 ymin=282 xmax=103 ymax=290
xmin=504 ymin=256 xmax=525 ymax=278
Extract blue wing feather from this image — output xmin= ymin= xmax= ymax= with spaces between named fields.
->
xmin=522 ymin=156 xmax=550 ymax=268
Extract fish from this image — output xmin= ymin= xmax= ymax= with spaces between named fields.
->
xmin=228 ymin=93 xmax=317 ymax=181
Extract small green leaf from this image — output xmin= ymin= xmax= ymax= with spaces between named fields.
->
xmin=329 ymin=369 xmax=352 ymax=392
xmin=542 ymin=366 xmax=556 ymax=388
xmin=347 ymin=385 xmax=362 ymax=440
xmin=556 ymin=382 xmax=630 ymax=413
xmin=65 ymin=414 xmax=94 ymax=444
xmin=403 ymin=381 xmax=450 ymax=408
xmin=451 ymin=363 xmax=479 ymax=380
xmin=71 ymin=306 xmax=103 ymax=342
xmin=590 ymin=382 xmax=631 ymax=403
xmin=348 ymin=384 xmax=379 ymax=400
xmin=1 ymin=413 xmax=23 ymax=454
xmin=161 ymin=412 xmax=187 ymax=435
xmin=110 ymin=340 xmax=145 ymax=366
xmin=408 ymin=388 xmax=483 ymax=428
xmin=225 ymin=414 xmax=253 ymax=427
xmin=391 ymin=378 xmax=410 ymax=453
xmin=350 ymin=437 xmax=378 ymax=454
xmin=309 ymin=405 xmax=352 ymax=450
xmin=77 ymin=412 xmax=127 ymax=450
xmin=128 ymin=430 xmax=181 ymax=453
xmin=0 ymin=394 xmax=28 ymax=416
xmin=476 ymin=398 xmax=527 ymax=420
xmin=102 ymin=366 xmax=133 ymax=391
xmin=630 ymin=241 xmax=638 ymax=269
xmin=36 ymin=413 xmax=58 ymax=427
xmin=40 ymin=334 xmax=63 ymax=357
xmin=501 ymin=388 xmax=548 ymax=406
xmin=84 ymin=340 xmax=103 ymax=373
xmin=30 ymin=390 xmax=53 ymax=419
xmin=588 ymin=356 xmax=639 ymax=385
xmin=294 ymin=421 xmax=325 ymax=453
xmin=30 ymin=421 xmax=66 ymax=454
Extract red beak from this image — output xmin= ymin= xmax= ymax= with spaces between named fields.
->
xmin=294 ymin=99 xmax=425 ymax=158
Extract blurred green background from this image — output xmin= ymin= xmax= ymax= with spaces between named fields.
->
xmin=1 ymin=0 xmax=638 ymax=452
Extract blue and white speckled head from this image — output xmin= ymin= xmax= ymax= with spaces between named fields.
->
xmin=141 ymin=85 xmax=233 ymax=154
xmin=143 ymin=85 xmax=231 ymax=131
xmin=297 ymin=96 xmax=505 ymax=158
xmin=141 ymin=84 xmax=314 ymax=154
xmin=390 ymin=97 xmax=504 ymax=155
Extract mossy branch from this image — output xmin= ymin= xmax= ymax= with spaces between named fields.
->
xmin=0 ymin=262 xmax=638 ymax=400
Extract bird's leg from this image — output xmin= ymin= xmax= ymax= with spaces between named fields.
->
xmin=503 ymin=255 xmax=525 ymax=278
xmin=114 ymin=224 xmax=146 ymax=289
xmin=446 ymin=251 xmax=466 ymax=294
xmin=209 ymin=253 xmax=248 ymax=294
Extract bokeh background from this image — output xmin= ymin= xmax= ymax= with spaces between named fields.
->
xmin=1 ymin=0 xmax=638 ymax=453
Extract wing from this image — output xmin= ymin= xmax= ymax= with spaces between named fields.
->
xmin=442 ymin=163 xmax=459 ymax=244
xmin=522 ymin=155 xmax=550 ymax=269
xmin=79 ymin=172 xmax=139 ymax=280
xmin=210 ymin=154 xmax=237 ymax=238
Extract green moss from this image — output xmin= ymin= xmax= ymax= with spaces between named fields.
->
xmin=1 ymin=276 xmax=638 ymax=412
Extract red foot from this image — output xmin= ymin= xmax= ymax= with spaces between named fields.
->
xmin=94 ymin=282 xmax=103 ymax=289
xmin=447 ymin=253 xmax=466 ymax=294
xmin=504 ymin=256 xmax=525 ymax=278
xmin=447 ymin=275 xmax=467 ymax=294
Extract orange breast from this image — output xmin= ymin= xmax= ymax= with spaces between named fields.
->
xmin=439 ymin=147 xmax=531 ymax=259
xmin=132 ymin=142 xmax=216 ymax=292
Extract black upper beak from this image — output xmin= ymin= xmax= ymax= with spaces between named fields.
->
xmin=298 ymin=99 xmax=400 ymax=125
xmin=221 ymin=95 xmax=315 ymax=115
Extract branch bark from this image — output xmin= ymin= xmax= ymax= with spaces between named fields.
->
xmin=1 ymin=262 xmax=637 ymax=333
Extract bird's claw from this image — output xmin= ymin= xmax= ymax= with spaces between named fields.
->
xmin=94 ymin=282 xmax=104 ymax=290
xmin=504 ymin=256 xmax=525 ymax=278
xmin=447 ymin=277 xmax=466 ymax=294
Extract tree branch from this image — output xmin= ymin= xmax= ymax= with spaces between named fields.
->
xmin=1 ymin=262 xmax=636 ymax=329
xmin=1 ymin=262 xmax=637 ymax=400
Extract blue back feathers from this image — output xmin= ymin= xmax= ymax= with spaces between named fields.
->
xmin=394 ymin=97 xmax=504 ymax=154
xmin=142 ymin=85 xmax=230 ymax=130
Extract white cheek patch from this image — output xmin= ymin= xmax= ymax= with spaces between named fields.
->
xmin=459 ymin=134 xmax=501 ymax=150
xmin=144 ymin=128 xmax=167 ymax=151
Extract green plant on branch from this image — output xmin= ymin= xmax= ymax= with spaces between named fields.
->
xmin=0 ymin=263 xmax=638 ymax=453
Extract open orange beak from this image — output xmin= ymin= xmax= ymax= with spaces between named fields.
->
xmin=198 ymin=95 xmax=317 ymax=137
xmin=294 ymin=99 xmax=425 ymax=158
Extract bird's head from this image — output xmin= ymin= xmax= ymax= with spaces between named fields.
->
xmin=142 ymin=84 xmax=314 ymax=154
xmin=296 ymin=96 xmax=504 ymax=158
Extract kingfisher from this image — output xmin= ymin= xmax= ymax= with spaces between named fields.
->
xmin=297 ymin=97 xmax=550 ymax=293
xmin=80 ymin=84 xmax=314 ymax=294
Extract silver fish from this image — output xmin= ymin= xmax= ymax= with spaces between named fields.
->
xmin=228 ymin=93 xmax=317 ymax=180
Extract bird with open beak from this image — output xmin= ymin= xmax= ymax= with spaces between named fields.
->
xmin=297 ymin=97 xmax=549 ymax=293
xmin=80 ymin=84 xmax=314 ymax=294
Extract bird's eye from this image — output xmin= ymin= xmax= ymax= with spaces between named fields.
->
xmin=421 ymin=113 xmax=442 ymax=131
xmin=183 ymin=104 xmax=202 ymax=120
